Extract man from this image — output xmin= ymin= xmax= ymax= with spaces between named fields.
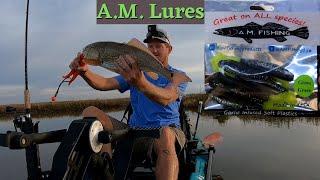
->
xmin=69 ymin=25 xmax=188 ymax=180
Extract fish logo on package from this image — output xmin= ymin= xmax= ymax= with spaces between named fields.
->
xmin=213 ymin=22 xmax=309 ymax=43
xmin=206 ymin=11 xmax=320 ymax=45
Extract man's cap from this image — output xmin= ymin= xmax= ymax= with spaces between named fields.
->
xmin=143 ymin=25 xmax=171 ymax=45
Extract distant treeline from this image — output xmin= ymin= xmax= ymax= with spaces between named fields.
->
xmin=0 ymin=93 xmax=208 ymax=119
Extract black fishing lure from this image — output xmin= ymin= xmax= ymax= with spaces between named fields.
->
xmin=213 ymin=95 xmax=263 ymax=110
xmin=239 ymin=58 xmax=294 ymax=81
xmin=206 ymin=72 xmax=284 ymax=110
xmin=220 ymin=61 xmax=272 ymax=82
xmin=207 ymin=72 xmax=282 ymax=96
xmin=217 ymin=59 xmax=293 ymax=92
xmin=210 ymin=85 xmax=266 ymax=105
xmin=206 ymin=56 xmax=296 ymax=110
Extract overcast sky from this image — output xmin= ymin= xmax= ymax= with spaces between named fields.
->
xmin=0 ymin=0 xmax=205 ymax=105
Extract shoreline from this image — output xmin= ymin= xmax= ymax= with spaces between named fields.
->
xmin=1 ymin=93 xmax=319 ymax=126
xmin=0 ymin=93 xmax=207 ymax=119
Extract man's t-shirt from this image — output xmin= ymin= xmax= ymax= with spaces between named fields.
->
xmin=114 ymin=66 xmax=187 ymax=129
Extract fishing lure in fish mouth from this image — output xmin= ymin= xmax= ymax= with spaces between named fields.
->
xmin=51 ymin=54 xmax=86 ymax=102
xmin=51 ymin=78 xmax=70 ymax=102
xmin=63 ymin=54 xmax=86 ymax=85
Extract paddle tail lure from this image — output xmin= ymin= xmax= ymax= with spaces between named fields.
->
xmin=63 ymin=54 xmax=86 ymax=85
xmin=51 ymin=54 xmax=86 ymax=102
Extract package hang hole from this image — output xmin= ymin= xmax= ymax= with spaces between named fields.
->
xmin=250 ymin=4 xmax=274 ymax=11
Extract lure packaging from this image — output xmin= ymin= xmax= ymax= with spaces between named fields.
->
xmin=204 ymin=0 xmax=320 ymax=116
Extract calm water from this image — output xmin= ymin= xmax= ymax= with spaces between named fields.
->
xmin=0 ymin=111 xmax=319 ymax=180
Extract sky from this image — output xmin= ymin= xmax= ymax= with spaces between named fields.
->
xmin=0 ymin=0 xmax=205 ymax=105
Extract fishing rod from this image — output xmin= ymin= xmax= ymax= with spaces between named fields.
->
xmin=22 ymin=0 xmax=42 ymax=178
xmin=24 ymin=0 xmax=30 ymax=114
xmin=0 ymin=3 xmax=64 ymax=179
xmin=0 ymin=1 xmax=48 ymax=179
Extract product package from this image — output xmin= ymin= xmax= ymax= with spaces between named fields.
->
xmin=204 ymin=0 xmax=320 ymax=116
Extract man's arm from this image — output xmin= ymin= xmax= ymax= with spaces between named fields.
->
xmin=137 ymin=76 xmax=181 ymax=106
xmin=69 ymin=53 xmax=120 ymax=91
xmin=80 ymin=70 xmax=120 ymax=91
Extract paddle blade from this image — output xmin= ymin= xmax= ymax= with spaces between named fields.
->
xmin=203 ymin=132 xmax=223 ymax=148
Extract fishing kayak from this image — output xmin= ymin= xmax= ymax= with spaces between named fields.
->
xmin=0 ymin=101 xmax=223 ymax=180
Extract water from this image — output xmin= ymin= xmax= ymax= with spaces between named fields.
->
xmin=0 ymin=111 xmax=319 ymax=180
xmin=192 ymin=114 xmax=320 ymax=180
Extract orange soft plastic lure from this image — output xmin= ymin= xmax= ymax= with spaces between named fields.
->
xmin=63 ymin=54 xmax=86 ymax=85
xmin=51 ymin=54 xmax=86 ymax=102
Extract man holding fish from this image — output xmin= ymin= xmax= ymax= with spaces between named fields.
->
xmin=68 ymin=25 xmax=191 ymax=180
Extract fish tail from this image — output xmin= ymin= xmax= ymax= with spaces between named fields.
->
xmin=291 ymin=27 xmax=309 ymax=39
xmin=171 ymin=72 xmax=192 ymax=83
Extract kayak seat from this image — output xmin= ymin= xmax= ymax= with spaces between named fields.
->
xmin=120 ymin=98 xmax=192 ymax=179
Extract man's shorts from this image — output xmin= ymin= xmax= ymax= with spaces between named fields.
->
xmin=108 ymin=115 xmax=186 ymax=153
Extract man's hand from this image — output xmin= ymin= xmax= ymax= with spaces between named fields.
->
xmin=69 ymin=52 xmax=89 ymax=73
xmin=115 ymin=55 xmax=146 ymax=87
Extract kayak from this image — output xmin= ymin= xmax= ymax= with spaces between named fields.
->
xmin=0 ymin=101 xmax=222 ymax=180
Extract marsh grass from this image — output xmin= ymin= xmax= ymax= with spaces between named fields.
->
xmin=2 ymin=93 xmax=318 ymax=127
xmin=0 ymin=94 xmax=320 ymax=128
xmin=0 ymin=94 xmax=208 ymax=120
xmin=0 ymin=98 xmax=130 ymax=120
